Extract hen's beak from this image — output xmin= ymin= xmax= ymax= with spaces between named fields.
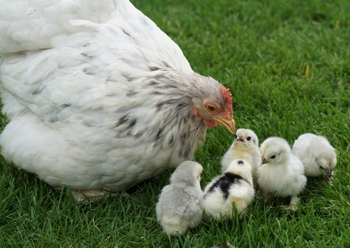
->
xmin=213 ymin=116 xmax=236 ymax=134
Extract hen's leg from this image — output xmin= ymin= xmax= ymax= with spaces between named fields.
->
xmin=70 ymin=190 xmax=118 ymax=203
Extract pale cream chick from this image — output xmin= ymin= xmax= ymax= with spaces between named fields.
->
xmin=258 ymin=137 xmax=307 ymax=211
xmin=292 ymin=133 xmax=337 ymax=180
xmin=221 ymin=128 xmax=260 ymax=183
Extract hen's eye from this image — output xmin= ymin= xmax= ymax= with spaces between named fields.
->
xmin=271 ymin=155 xmax=276 ymax=159
xmin=247 ymin=136 xmax=251 ymax=141
xmin=206 ymin=105 xmax=216 ymax=112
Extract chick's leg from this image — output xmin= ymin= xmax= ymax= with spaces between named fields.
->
xmin=281 ymin=195 xmax=300 ymax=211
xmin=263 ymin=192 xmax=272 ymax=203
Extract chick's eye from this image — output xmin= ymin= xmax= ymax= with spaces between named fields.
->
xmin=271 ymin=155 xmax=276 ymax=159
xmin=319 ymin=165 xmax=324 ymax=170
xmin=206 ymin=105 xmax=216 ymax=112
xmin=247 ymin=136 xmax=251 ymax=141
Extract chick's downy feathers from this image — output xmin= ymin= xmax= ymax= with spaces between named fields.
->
xmin=258 ymin=137 xmax=307 ymax=210
xmin=203 ymin=159 xmax=255 ymax=220
xmin=292 ymin=133 xmax=337 ymax=179
xmin=221 ymin=128 xmax=260 ymax=181
xmin=0 ymin=0 xmax=236 ymax=200
xmin=156 ymin=161 xmax=203 ymax=236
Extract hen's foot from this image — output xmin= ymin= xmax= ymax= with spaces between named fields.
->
xmin=71 ymin=190 xmax=119 ymax=203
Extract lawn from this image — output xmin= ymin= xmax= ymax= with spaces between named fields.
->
xmin=0 ymin=0 xmax=350 ymax=247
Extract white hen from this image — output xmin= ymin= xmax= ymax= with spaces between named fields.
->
xmin=221 ymin=128 xmax=260 ymax=183
xmin=156 ymin=161 xmax=203 ymax=236
xmin=258 ymin=137 xmax=307 ymax=211
xmin=203 ymin=159 xmax=255 ymax=220
xmin=292 ymin=133 xmax=337 ymax=179
xmin=0 ymin=0 xmax=236 ymax=201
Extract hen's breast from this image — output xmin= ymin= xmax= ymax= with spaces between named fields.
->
xmin=0 ymin=94 xmax=207 ymax=191
xmin=0 ymin=65 xmax=207 ymax=190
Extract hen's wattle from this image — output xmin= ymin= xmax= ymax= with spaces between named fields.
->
xmin=0 ymin=0 xmax=235 ymax=201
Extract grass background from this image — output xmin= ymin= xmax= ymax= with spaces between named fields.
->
xmin=1 ymin=0 xmax=350 ymax=247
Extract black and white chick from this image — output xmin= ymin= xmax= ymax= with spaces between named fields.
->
xmin=203 ymin=159 xmax=255 ymax=220
xmin=292 ymin=133 xmax=337 ymax=181
xmin=156 ymin=161 xmax=203 ymax=236
xmin=221 ymin=128 xmax=260 ymax=183
xmin=258 ymin=137 xmax=307 ymax=211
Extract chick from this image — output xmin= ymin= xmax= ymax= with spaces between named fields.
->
xmin=156 ymin=161 xmax=203 ymax=236
xmin=203 ymin=159 xmax=255 ymax=220
xmin=292 ymin=133 xmax=337 ymax=180
xmin=258 ymin=137 xmax=307 ymax=211
xmin=221 ymin=128 xmax=260 ymax=183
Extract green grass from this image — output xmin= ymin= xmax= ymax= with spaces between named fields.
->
xmin=1 ymin=0 xmax=350 ymax=247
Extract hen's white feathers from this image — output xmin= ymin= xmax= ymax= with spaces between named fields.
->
xmin=156 ymin=161 xmax=203 ymax=236
xmin=292 ymin=133 xmax=337 ymax=178
xmin=0 ymin=0 xmax=236 ymax=197
xmin=258 ymin=137 xmax=307 ymax=210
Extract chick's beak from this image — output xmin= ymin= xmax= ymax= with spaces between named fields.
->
xmin=261 ymin=157 xmax=268 ymax=165
xmin=326 ymin=171 xmax=333 ymax=179
xmin=213 ymin=116 xmax=236 ymax=134
xmin=237 ymin=136 xmax=244 ymax=142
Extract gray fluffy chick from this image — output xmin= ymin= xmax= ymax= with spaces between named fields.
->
xmin=292 ymin=133 xmax=337 ymax=180
xmin=156 ymin=161 xmax=203 ymax=236
xmin=203 ymin=159 xmax=255 ymax=220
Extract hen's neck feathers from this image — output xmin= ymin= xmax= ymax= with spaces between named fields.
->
xmin=114 ymin=68 xmax=223 ymax=160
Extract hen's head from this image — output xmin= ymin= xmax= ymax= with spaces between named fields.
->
xmin=191 ymin=85 xmax=236 ymax=134
xmin=146 ymin=69 xmax=236 ymax=135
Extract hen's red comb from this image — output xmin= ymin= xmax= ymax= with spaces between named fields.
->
xmin=220 ymin=87 xmax=233 ymax=116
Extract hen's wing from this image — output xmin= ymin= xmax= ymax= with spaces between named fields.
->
xmin=0 ymin=0 xmax=118 ymax=53
xmin=0 ymin=0 xmax=192 ymax=71
xmin=0 ymin=0 xmax=192 ymax=119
